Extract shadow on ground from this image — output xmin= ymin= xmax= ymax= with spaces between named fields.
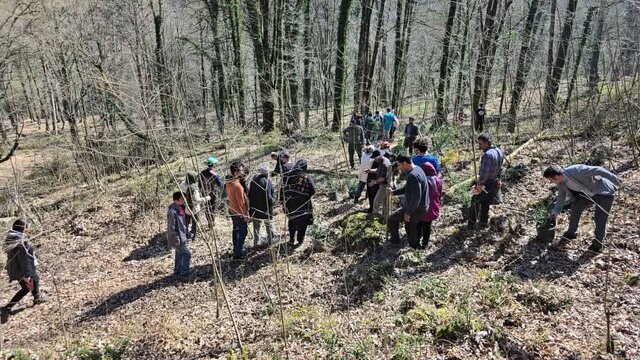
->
xmin=123 ymin=232 xmax=170 ymax=262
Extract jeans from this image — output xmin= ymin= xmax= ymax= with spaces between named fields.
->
xmin=232 ymin=217 xmax=248 ymax=258
xmin=347 ymin=143 xmax=362 ymax=168
xmin=4 ymin=274 xmax=40 ymax=310
xmin=186 ymin=214 xmax=198 ymax=239
xmin=567 ymin=194 xmax=614 ymax=242
xmin=252 ymin=218 xmax=275 ymax=246
xmin=382 ymin=129 xmax=391 ymax=141
xmin=387 ymin=208 xmax=427 ymax=249
xmin=174 ymin=242 xmax=191 ymax=277
xmin=288 ymin=214 xmax=310 ymax=244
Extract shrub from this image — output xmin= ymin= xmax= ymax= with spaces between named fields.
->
xmin=338 ymin=213 xmax=386 ymax=252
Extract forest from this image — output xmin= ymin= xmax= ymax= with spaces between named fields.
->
xmin=0 ymin=0 xmax=639 ymax=358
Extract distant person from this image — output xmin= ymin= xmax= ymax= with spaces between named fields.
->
xmin=382 ymin=108 xmax=397 ymax=141
xmin=419 ymin=162 xmax=442 ymax=248
xmin=354 ymin=145 xmax=375 ymax=204
xmin=271 ymin=151 xmax=293 ymax=203
xmin=469 ymin=133 xmax=504 ymax=229
xmin=283 ymin=159 xmax=316 ymax=246
xmin=475 ymin=103 xmax=486 ymax=132
xmin=363 ymin=112 xmax=375 ymax=144
xmin=182 ymin=171 xmax=210 ymax=240
xmin=369 ymin=150 xmax=391 ymax=217
xmin=248 ymin=164 xmax=277 ymax=246
xmin=1 ymin=219 xmax=49 ymax=324
xmin=365 ymin=152 xmax=380 ymax=214
xmin=403 ymin=117 xmax=420 ymax=152
xmin=342 ymin=120 xmax=365 ymax=169
xmin=389 ymin=109 xmax=399 ymax=140
xmin=543 ymin=164 xmax=620 ymax=253
xmin=350 ymin=111 xmax=362 ymax=126
xmin=226 ymin=162 xmax=249 ymax=259
xmin=388 ymin=155 xmax=430 ymax=249
xmin=412 ymin=137 xmax=441 ymax=175
xmin=199 ymin=156 xmax=224 ymax=225
xmin=371 ymin=111 xmax=383 ymax=143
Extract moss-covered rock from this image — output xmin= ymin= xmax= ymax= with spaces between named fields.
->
xmin=338 ymin=213 xmax=386 ymax=252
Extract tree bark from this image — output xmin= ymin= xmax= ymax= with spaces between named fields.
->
xmin=563 ymin=6 xmax=595 ymax=111
xmin=354 ymin=0 xmax=374 ymax=113
xmin=302 ymin=0 xmax=312 ymax=129
xmin=151 ymin=0 xmax=175 ymax=129
xmin=587 ymin=6 xmax=604 ymax=94
xmin=363 ymin=0 xmax=387 ymax=112
xmin=434 ymin=0 xmax=459 ymax=127
xmin=472 ymin=0 xmax=500 ymax=131
xmin=227 ymin=0 xmax=246 ymax=127
xmin=542 ymin=0 xmax=579 ymax=125
xmin=332 ymin=0 xmax=354 ymax=131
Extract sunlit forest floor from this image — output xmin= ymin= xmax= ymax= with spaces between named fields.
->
xmin=1 ymin=104 xmax=639 ymax=359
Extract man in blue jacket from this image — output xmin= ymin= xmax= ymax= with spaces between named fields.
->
xmin=387 ymin=154 xmax=430 ymax=249
xmin=544 ymin=164 xmax=621 ymax=252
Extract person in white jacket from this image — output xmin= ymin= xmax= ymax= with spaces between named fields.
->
xmin=181 ymin=171 xmax=211 ymax=240
xmin=353 ymin=145 xmax=375 ymax=204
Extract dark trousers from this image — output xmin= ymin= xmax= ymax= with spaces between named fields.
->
xmin=366 ymin=185 xmax=379 ymax=213
xmin=232 ymin=217 xmax=248 ymax=257
xmin=567 ymin=194 xmax=614 ymax=242
xmin=186 ymin=214 xmax=199 ymax=239
xmin=417 ymin=221 xmax=433 ymax=247
xmin=390 ymin=126 xmax=396 ymax=139
xmin=347 ymin=143 xmax=362 ymax=168
xmin=288 ymin=214 xmax=310 ymax=244
xmin=354 ymin=181 xmax=366 ymax=201
xmin=387 ymin=208 xmax=427 ymax=249
xmin=4 ymin=274 xmax=40 ymax=310
xmin=174 ymin=242 xmax=191 ymax=277
xmin=469 ymin=183 xmax=499 ymax=225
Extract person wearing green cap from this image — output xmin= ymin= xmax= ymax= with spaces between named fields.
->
xmin=200 ymin=156 xmax=224 ymax=226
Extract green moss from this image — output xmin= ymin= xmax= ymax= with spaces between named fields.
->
xmin=339 ymin=213 xmax=386 ymax=251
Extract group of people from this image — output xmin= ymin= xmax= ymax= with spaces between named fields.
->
xmin=342 ymin=109 xmax=421 ymax=169
xmin=167 ymin=152 xmax=316 ymax=279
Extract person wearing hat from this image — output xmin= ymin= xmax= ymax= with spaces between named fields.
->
xmin=354 ymin=145 xmax=375 ymax=204
xmin=248 ymin=164 xmax=277 ymax=246
xmin=1 ymin=219 xmax=49 ymax=324
xmin=200 ymin=156 xmax=224 ymax=226
xmin=343 ymin=120 xmax=365 ymax=169
xmin=283 ymin=159 xmax=316 ymax=246
xmin=368 ymin=150 xmax=391 ymax=216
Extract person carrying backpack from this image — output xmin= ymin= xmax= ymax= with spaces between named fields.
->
xmin=2 ymin=219 xmax=49 ymax=324
xmin=248 ymin=164 xmax=277 ymax=246
xmin=418 ymin=162 xmax=442 ymax=248
xmin=199 ymin=156 xmax=224 ymax=226
xmin=182 ymin=171 xmax=210 ymax=240
xmin=371 ymin=111 xmax=383 ymax=143
xmin=283 ymin=159 xmax=316 ymax=246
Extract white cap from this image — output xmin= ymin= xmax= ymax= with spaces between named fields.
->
xmin=259 ymin=164 xmax=270 ymax=175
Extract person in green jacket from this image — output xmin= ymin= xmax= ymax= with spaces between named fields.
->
xmin=342 ymin=120 xmax=365 ymax=169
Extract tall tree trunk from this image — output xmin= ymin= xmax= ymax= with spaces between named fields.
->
xmin=391 ymin=0 xmax=404 ymax=110
xmin=453 ymin=0 xmax=474 ymax=118
xmin=472 ymin=0 xmax=500 ymax=132
xmin=302 ymin=0 xmax=312 ymax=129
xmin=283 ymin=0 xmax=301 ymax=131
xmin=245 ymin=0 xmax=275 ymax=132
xmin=542 ymin=0 xmax=579 ymax=126
xmin=564 ymin=6 xmax=595 ymax=111
xmin=151 ymin=0 xmax=175 ymax=129
xmin=354 ymin=0 xmax=373 ymax=113
xmin=227 ymin=0 xmax=246 ymax=127
xmin=204 ymin=0 xmax=227 ymax=134
xmin=587 ymin=6 xmax=605 ymax=94
xmin=332 ymin=0 xmax=354 ymax=131
xmin=378 ymin=40 xmax=389 ymax=106
xmin=363 ymin=0 xmax=387 ymax=111
xmin=507 ymin=0 xmax=541 ymax=132
xmin=434 ymin=0 xmax=459 ymax=127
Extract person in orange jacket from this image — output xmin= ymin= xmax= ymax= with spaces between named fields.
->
xmin=226 ymin=162 xmax=249 ymax=259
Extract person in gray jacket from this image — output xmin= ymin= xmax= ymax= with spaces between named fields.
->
xmin=167 ymin=192 xmax=191 ymax=279
xmin=543 ymin=164 xmax=621 ymax=252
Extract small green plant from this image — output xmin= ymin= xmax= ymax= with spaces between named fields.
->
xmin=339 ymin=213 xmax=386 ymax=251
xmin=6 ymin=348 xmax=32 ymax=360
xmin=373 ymin=291 xmax=386 ymax=303
xmin=413 ymin=277 xmax=449 ymax=308
xmin=350 ymin=338 xmax=374 ymax=359
xmin=67 ymin=337 xmax=130 ymax=360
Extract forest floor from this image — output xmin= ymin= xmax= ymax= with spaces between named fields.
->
xmin=0 ymin=111 xmax=639 ymax=359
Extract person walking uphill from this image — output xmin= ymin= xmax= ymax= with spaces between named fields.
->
xmin=248 ymin=164 xmax=277 ymax=246
xmin=387 ymin=155 xmax=430 ymax=249
xmin=412 ymin=137 xmax=441 ymax=175
xmin=1 ymin=219 xmax=49 ymax=324
xmin=469 ymin=133 xmax=504 ymax=229
xmin=382 ymin=108 xmax=397 ymax=141
xmin=226 ymin=162 xmax=249 ymax=259
xmin=543 ymin=164 xmax=620 ymax=253
xmin=283 ymin=159 xmax=316 ymax=246
xmin=418 ymin=162 xmax=442 ymax=248
xmin=167 ymin=192 xmax=192 ymax=280
xmin=403 ymin=117 xmax=420 ymax=153
xmin=343 ymin=120 xmax=365 ymax=169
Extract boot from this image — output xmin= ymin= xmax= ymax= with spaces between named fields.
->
xmin=33 ymin=294 xmax=51 ymax=306
xmin=1 ymin=307 xmax=10 ymax=324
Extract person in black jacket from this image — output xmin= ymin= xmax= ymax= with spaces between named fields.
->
xmin=387 ymin=155 xmax=430 ymax=249
xmin=249 ymin=165 xmax=278 ymax=246
xmin=1 ymin=219 xmax=49 ymax=323
xmin=283 ymin=159 xmax=316 ymax=246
